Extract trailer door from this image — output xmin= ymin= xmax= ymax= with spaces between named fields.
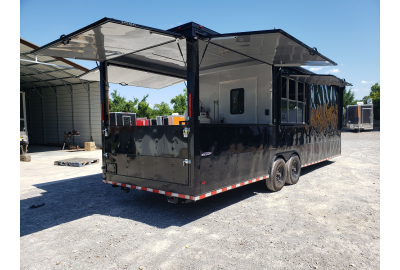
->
xmin=219 ymin=77 xmax=258 ymax=124
xmin=347 ymin=106 xmax=359 ymax=125
xmin=362 ymin=106 xmax=373 ymax=129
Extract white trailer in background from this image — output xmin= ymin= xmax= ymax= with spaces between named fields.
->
xmin=346 ymin=101 xmax=374 ymax=132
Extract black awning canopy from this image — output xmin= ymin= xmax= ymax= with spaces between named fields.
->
xmin=31 ymin=18 xmax=338 ymax=68
xmin=288 ymin=74 xmax=352 ymax=87
xmin=31 ymin=18 xmax=183 ymax=62
xmin=199 ymin=39 xmax=263 ymax=74
xmin=206 ymin=30 xmax=337 ymax=67
xmin=107 ymin=38 xmax=187 ymax=79
xmin=31 ymin=18 xmax=344 ymax=89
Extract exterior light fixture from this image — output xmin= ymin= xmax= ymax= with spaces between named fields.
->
xmin=120 ymin=82 xmax=128 ymax=86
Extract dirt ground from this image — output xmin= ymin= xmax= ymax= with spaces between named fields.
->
xmin=20 ymin=130 xmax=380 ymax=269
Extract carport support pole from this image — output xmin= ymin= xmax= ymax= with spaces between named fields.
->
xmin=55 ymin=86 xmax=60 ymax=143
xmin=100 ymin=62 xmax=109 ymax=174
xmin=40 ymin=87 xmax=45 ymax=143
xmin=88 ymin=83 xmax=92 ymax=141
xmin=71 ymin=85 xmax=75 ymax=145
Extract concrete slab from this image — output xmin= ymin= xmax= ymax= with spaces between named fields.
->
xmin=20 ymin=145 xmax=102 ymax=194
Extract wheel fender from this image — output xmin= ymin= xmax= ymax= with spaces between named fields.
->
xmin=268 ymin=151 xmax=300 ymax=175
xmin=273 ymin=151 xmax=301 ymax=164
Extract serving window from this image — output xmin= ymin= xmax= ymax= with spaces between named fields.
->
xmin=281 ymin=78 xmax=305 ymax=124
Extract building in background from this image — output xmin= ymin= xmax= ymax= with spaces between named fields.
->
xmin=20 ymin=38 xmax=102 ymax=148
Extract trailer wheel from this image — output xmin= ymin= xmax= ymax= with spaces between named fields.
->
xmin=285 ymin=155 xmax=301 ymax=185
xmin=266 ymin=158 xmax=286 ymax=192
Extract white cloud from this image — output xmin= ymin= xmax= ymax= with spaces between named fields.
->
xmin=353 ymin=89 xmax=360 ymax=92
xmin=325 ymin=69 xmax=340 ymax=74
xmin=361 ymin=80 xmax=373 ymax=84
xmin=309 ymin=67 xmax=323 ymax=72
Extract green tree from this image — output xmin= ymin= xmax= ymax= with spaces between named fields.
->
xmin=170 ymin=89 xmax=188 ymax=115
xmin=109 ymin=88 xmax=189 ymax=119
xmin=137 ymin=94 xmax=154 ymax=118
xmin=124 ymin=98 xmax=139 ymax=114
xmin=109 ymin=90 xmax=127 ymax=112
xmin=368 ymin=83 xmax=380 ymax=120
xmin=343 ymin=88 xmax=357 ymax=107
xmin=361 ymin=96 xmax=369 ymax=105
xmin=153 ymin=102 xmax=172 ymax=117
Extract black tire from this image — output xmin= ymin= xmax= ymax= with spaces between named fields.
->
xmin=266 ymin=158 xmax=286 ymax=192
xmin=285 ymin=155 xmax=301 ymax=185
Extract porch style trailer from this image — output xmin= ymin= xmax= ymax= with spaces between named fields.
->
xmin=32 ymin=18 xmax=352 ymax=203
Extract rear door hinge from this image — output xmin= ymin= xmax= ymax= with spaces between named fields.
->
xmin=183 ymin=159 xmax=191 ymax=166
xmin=183 ymin=127 xmax=190 ymax=138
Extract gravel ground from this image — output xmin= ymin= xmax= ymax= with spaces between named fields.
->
xmin=20 ymin=130 xmax=380 ymax=270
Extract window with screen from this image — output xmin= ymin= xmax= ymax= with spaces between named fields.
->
xmin=281 ymin=78 xmax=305 ymax=124
xmin=230 ymin=88 xmax=244 ymax=114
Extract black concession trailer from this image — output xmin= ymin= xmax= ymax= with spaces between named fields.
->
xmin=32 ymin=18 xmax=352 ymax=203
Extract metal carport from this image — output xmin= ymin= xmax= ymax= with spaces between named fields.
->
xmin=20 ymin=38 xmax=102 ymax=147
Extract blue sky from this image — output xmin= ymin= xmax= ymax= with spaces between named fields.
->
xmin=20 ymin=0 xmax=380 ymax=105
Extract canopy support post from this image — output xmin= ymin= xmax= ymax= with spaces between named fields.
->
xmin=186 ymin=34 xmax=200 ymax=187
xmin=100 ymin=61 xmax=109 ymax=168
xmin=273 ymin=66 xmax=283 ymax=148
